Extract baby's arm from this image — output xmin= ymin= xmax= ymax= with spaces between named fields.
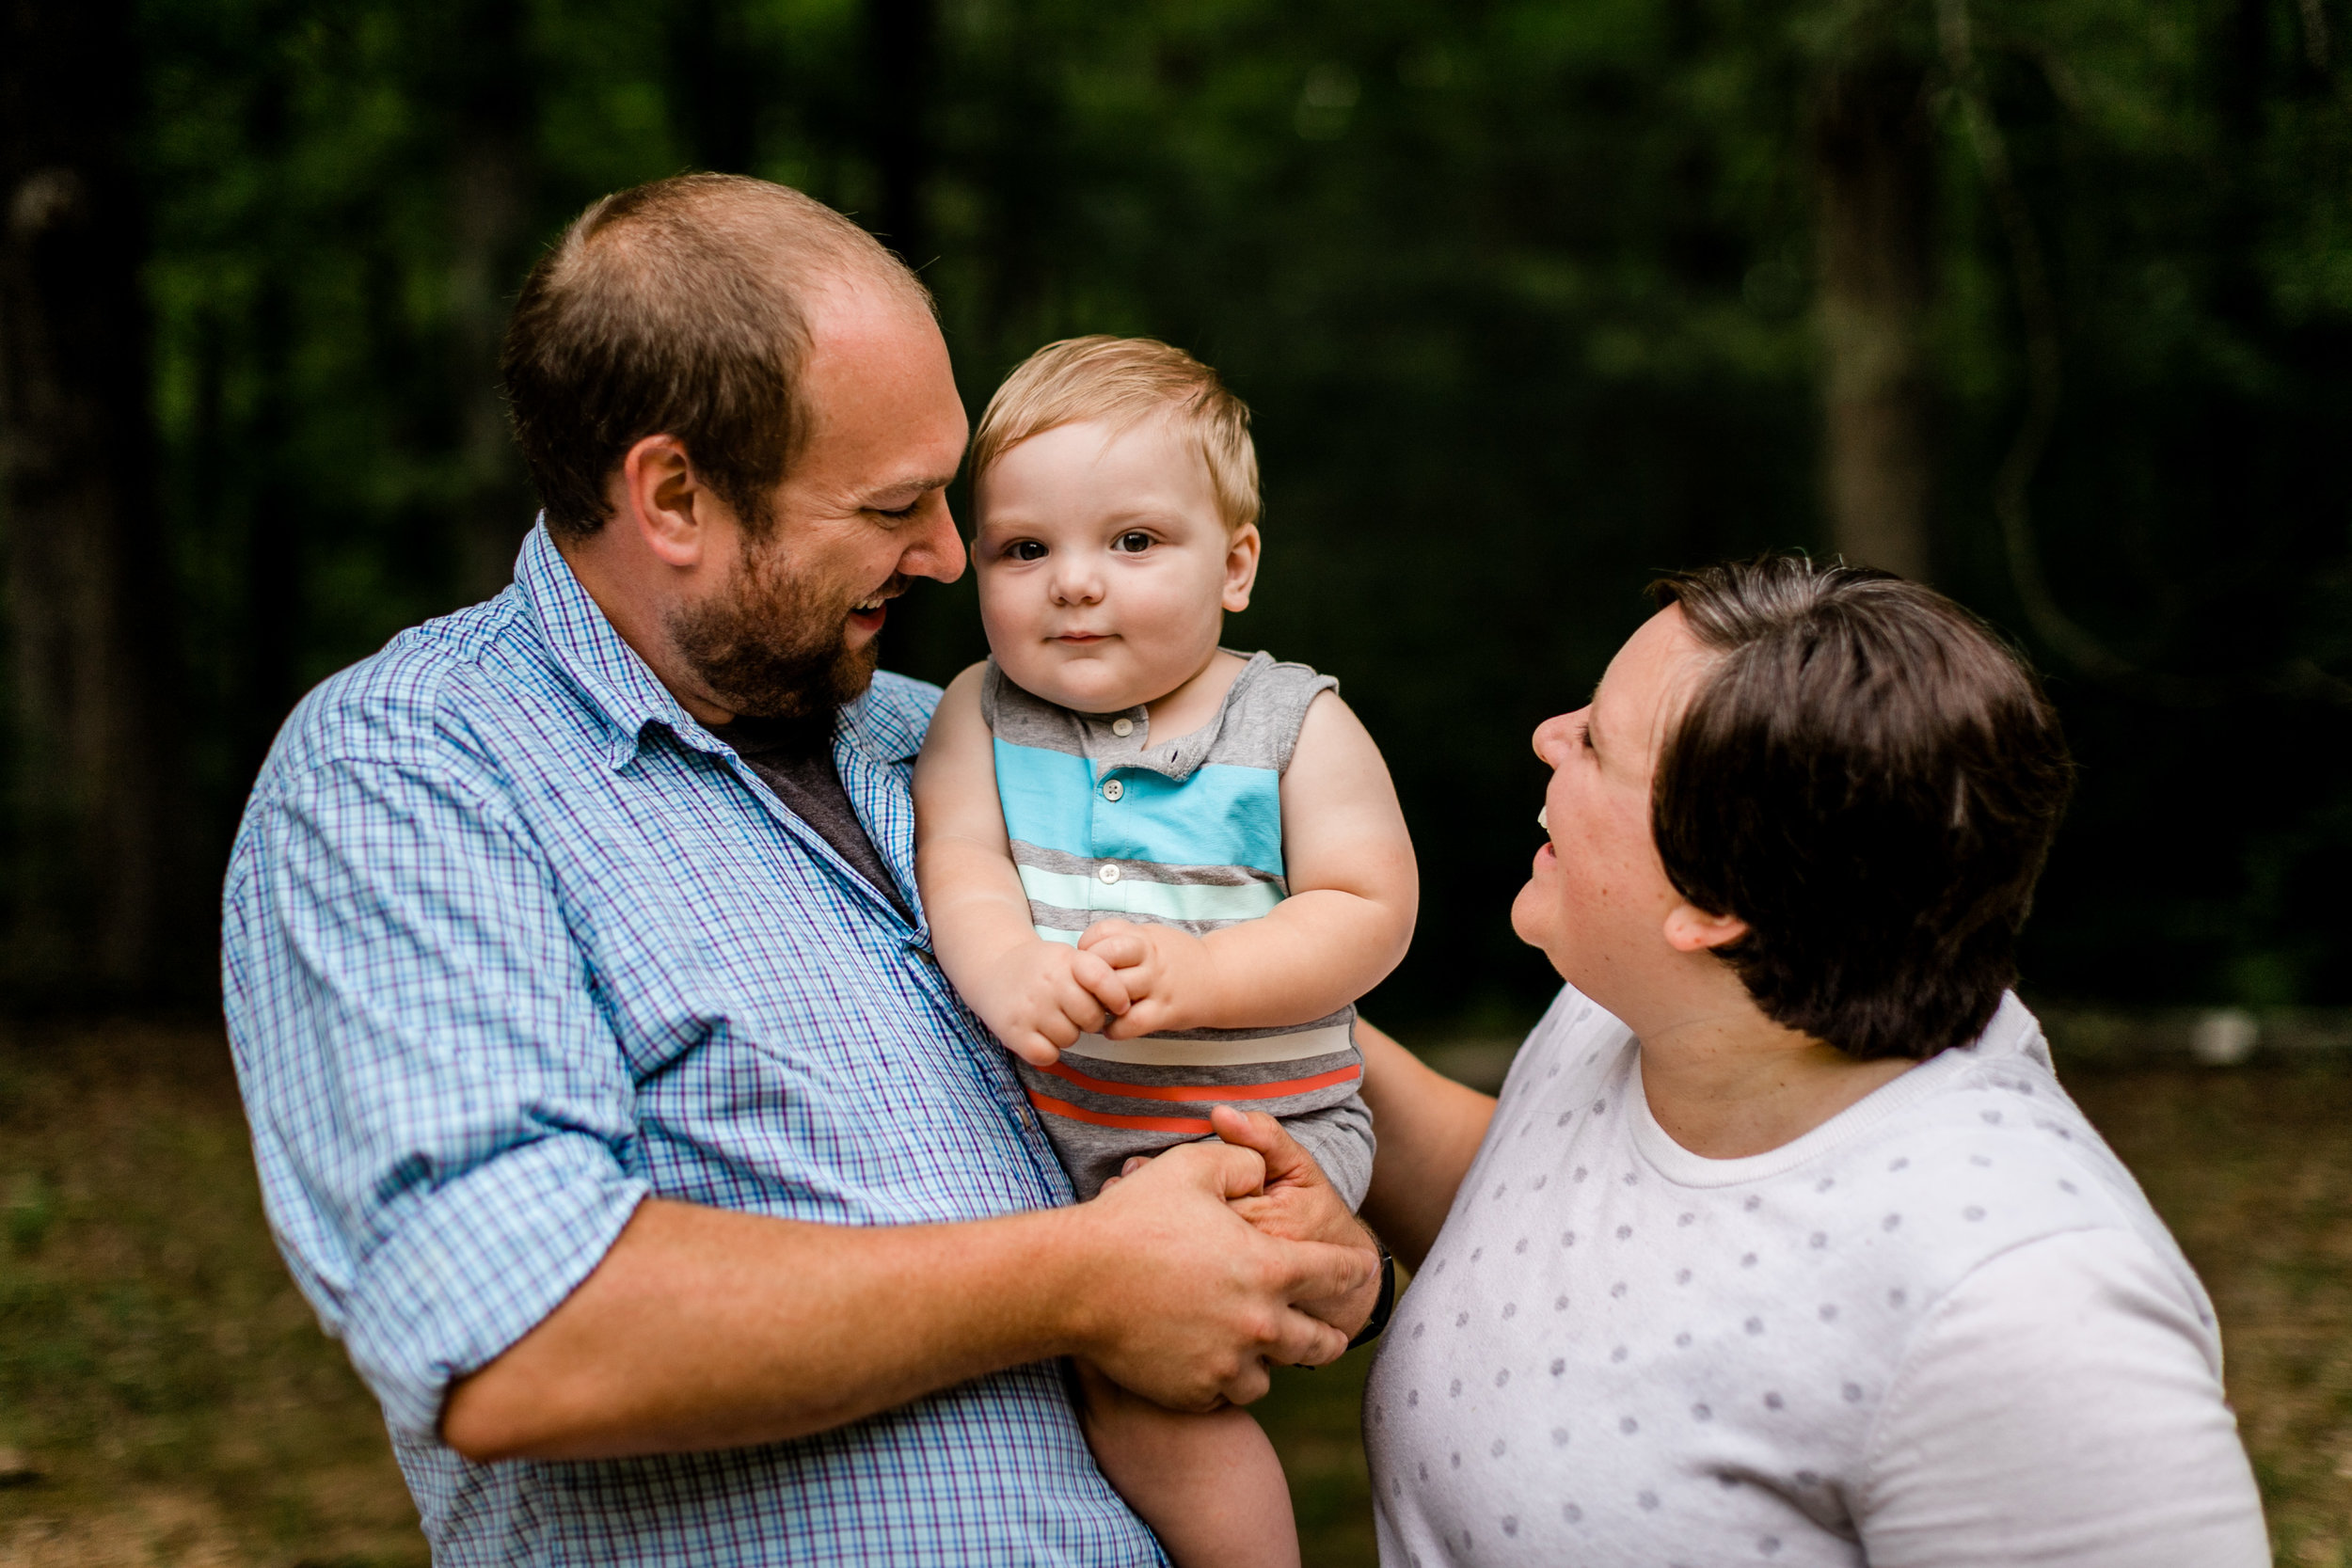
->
xmin=1080 ymin=691 xmax=1416 ymax=1037
xmin=914 ymin=665 xmax=1135 ymax=1064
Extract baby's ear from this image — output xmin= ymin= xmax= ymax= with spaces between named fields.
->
xmin=1222 ymin=522 xmax=1263 ymax=612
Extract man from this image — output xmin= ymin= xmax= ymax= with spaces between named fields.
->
xmin=222 ymin=174 xmax=1377 ymax=1563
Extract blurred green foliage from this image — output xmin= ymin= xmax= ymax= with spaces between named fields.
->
xmin=127 ymin=0 xmax=2352 ymax=1025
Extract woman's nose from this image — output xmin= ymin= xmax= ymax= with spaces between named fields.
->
xmin=1532 ymin=711 xmax=1581 ymax=765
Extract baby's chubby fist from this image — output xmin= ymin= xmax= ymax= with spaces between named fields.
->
xmin=1074 ymin=920 xmax=1221 ymax=1038
xmin=973 ymin=939 xmax=1136 ymax=1066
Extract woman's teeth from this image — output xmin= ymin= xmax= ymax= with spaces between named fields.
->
xmin=1537 ymin=805 xmax=1549 ymax=832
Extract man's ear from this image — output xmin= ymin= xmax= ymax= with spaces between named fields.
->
xmin=1662 ymin=899 xmax=1748 ymax=955
xmin=1221 ymin=522 xmax=1263 ymax=613
xmin=616 ymin=435 xmax=708 ymax=569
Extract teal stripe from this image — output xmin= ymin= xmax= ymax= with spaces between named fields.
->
xmin=1035 ymin=926 xmax=1081 ymax=946
xmin=993 ymin=739 xmax=1286 ymax=877
xmin=1018 ymin=863 xmax=1284 ymax=925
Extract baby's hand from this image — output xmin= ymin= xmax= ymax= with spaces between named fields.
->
xmin=1074 ymin=921 xmax=1220 ymax=1038
xmin=973 ymin=941 xmax=1136 ymax=1067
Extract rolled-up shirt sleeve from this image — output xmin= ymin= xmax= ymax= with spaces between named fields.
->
xmin=1859 ymin=1227 xmax=2271 ymax=1567
xmin=223 ymin=754 xmax=650 ymax=1438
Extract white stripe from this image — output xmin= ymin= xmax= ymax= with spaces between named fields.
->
xmin=1017 ymin=863 xmax=1283 ymax=925
xmin=1060 ymin=1022 xmax=1357 ymax=1068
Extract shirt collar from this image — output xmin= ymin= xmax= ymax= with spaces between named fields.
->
xmin=516 ymin=520 xmax=727 ymax=771
xmin=514 ymin=520 xmax=925 ymax=772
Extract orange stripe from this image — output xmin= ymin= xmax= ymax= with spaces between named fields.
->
xmin=1027 ymin=1092 xmax=1215 ymax=1133
xmin=1037 ymin=1059 xmax=1363 ymax=1103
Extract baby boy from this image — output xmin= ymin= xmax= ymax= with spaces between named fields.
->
xmin=913 ymin=336 xmax=1417 ymax=1567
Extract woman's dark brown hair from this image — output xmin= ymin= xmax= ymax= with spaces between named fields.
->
xmin=1650 ymin=555 xmax=2074 ymax=1061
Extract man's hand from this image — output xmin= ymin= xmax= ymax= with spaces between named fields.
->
xmin=1212 ymin=1107 xmax=1382 ymax=1338
xmin=961 ymin=939 xmax=1135 ymax=1066
xmin=1066 ymin=1137 xmax=1374 ymax=1410
xmin=1075 ymin=920 xmax=1223 ymax=1037
xmin=1104 ymin=1106 xmax=1384 ymax=1342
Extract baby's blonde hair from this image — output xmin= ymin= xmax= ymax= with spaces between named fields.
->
xmin=969 ymin=336 xmax=1260 ymax=531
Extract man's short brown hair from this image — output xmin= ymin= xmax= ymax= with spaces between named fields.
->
xmin=1649 ymin=556 xmax=2074 ymax=1062
xmin=501 ymin=173 xmax=928 ymax=541
xmin=968 ymin=336 xmax=1260 ymax=531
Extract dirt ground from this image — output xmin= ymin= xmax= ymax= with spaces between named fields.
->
xmin=2 ymin=1022 xmax=2345 ymax=1566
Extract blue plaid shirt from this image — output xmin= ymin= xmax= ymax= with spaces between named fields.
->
xmin=222 ymin=524 xmax=1165 ymax=1565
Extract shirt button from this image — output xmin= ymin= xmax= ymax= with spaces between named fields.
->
xmin=1098 ymin=863 xmax=1122 ymax=885
xmin=1111 ymin=718 xmax=1136 ymax=737
xmin=1101 ymin=778 xmax=1124 ymax=801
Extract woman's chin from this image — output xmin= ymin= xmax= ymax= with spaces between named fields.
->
xmin=1507 ymin=883 xmax=1545 ymax=948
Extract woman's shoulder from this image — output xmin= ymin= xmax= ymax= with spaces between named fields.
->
xmin=1829 ymin=1014 xmax=2214 ymax=1338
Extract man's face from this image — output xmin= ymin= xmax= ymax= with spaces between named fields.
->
xmin=1511 ymin=605 xmax=1716 ymax=1011
xmin=669 ymin=282 xmax=968 ymax=721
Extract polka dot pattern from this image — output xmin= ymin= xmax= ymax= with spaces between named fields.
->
xmin=1365 ymin=987 xmax=2230 ymax=1566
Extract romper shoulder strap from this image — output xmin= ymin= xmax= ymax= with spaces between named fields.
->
xmin=1216 ymin=653 xmax=1340 ymax=775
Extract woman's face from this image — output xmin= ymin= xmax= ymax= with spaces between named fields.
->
xmin=1511 ymin=606 xmax=1717 ymax=1014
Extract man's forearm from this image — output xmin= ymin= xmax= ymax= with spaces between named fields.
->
xmin=439 ymin=1197 xmax=1082 ymax=1461
xmin=439 ymin=1142 xmax=1375 ymax=1464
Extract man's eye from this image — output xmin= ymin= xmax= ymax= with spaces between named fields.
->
xmin=1113 ymin=531 xmax=1153 ymax=553
xmin=1008 ymin=540 xmax=1048 ymax=562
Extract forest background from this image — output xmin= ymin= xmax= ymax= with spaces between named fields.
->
xmin=3 ymin=0 xmax=2350 ymax=1032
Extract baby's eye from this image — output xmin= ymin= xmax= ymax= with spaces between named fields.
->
xmin=1112 ymin=531 xmax=1154 ymax=554
xmin=1007 ymin=540 xmax=1048 ymax=562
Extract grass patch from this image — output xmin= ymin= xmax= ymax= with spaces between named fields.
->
xmin=2 ymin=1023 xmax=2348 ymax=1563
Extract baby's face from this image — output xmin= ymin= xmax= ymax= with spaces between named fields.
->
xmin=973 ymin=413 xmax=1259 ymax=715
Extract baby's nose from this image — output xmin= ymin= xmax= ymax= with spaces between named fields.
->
xmin=1050 ymin=564 xmax=1104 ymax=604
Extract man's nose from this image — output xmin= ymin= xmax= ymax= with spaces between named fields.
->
xmin=902 ymin=493 xmax=965 ymax=584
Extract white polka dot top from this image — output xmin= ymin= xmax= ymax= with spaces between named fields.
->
xmin=1365 ymin=989 xmax=2269 ymax=1568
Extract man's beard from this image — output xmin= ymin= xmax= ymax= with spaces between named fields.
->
xmin=667 ymin=540 xmax=884 ymax=722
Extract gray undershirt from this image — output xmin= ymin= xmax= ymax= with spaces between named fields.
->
xmin=713 ymin=715 xmax=911 ymax=920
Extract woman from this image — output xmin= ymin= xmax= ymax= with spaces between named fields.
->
xmin=1353 ymin=557 xmax=2268 ymax=1566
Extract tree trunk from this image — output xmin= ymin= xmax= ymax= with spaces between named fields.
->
xmin=1813 ymin=54 xmax=1937 ymax=581
xmin=448 ymin=0 xmax=538 ymax=601
xmin=866 ymin=0 xmax=946 ymax=679
xmin=866 ymin=0 xmax=936 ymax=269
xmin=0 ymin=0 xmax=184 ymax=997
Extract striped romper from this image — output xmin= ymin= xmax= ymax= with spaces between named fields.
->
xmin=982 ymin=652 xmax=1375 ymax=1205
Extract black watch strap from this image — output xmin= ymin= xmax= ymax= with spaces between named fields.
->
xmin=1345 ymin=1245 xmax=1398 ymax=1352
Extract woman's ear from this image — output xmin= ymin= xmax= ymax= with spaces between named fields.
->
xmin=1662 ymin=899 xmax=1748 ymax=955
xmin=1221 ymin=522 xmax=1263 ymax=613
